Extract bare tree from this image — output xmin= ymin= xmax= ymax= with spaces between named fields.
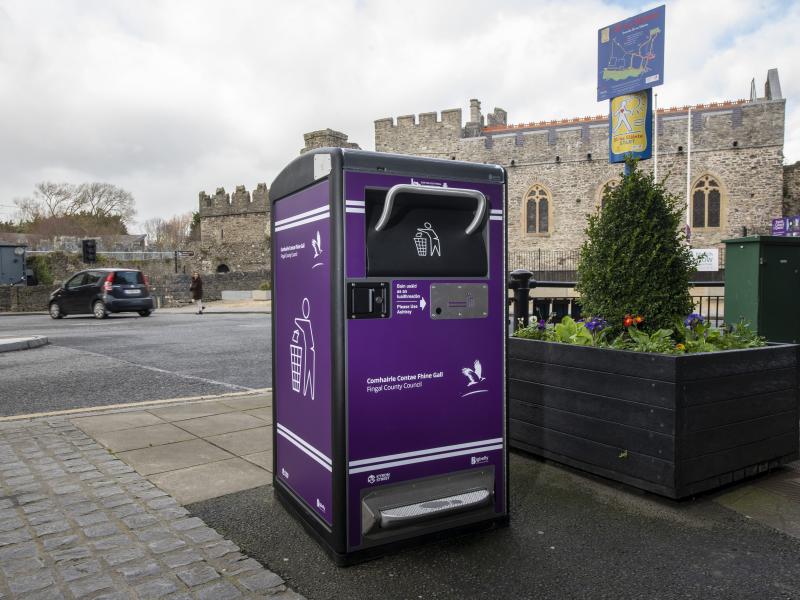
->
xmin=13 ymin=196 xmax=42 ymax=221
xmin=143 ymin=213 xmax=193 ymax=249
xmin=14 ymin=181 xmax=137 ymax=225
xmin=76 ymin=183 xmax=136 ymax=224
xmin=33 ymin=182 xmax=79 ymax=217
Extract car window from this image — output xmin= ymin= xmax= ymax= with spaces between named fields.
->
xmin=113 ymin=271 xmax=143 ymax=285
xmin=65 ymin=273 xmax=86 ymax=289
xmin=85 ymin=272 xmax=103 ymax=286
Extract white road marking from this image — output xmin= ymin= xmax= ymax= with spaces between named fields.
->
xmin=68 ymin=347 xmax=257 ymax=392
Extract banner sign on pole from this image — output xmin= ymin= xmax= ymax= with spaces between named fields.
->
xmin=598 ymin=5 xmax=665 ymax=101
xmin=609 ymin=88 xmax=652 ymax=163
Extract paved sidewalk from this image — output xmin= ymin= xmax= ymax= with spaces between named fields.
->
xmin=0 ymin=412 xmax=301 ymax=599
xmin=72 ymin=394 xmax=273 ymax=505
xmin=0 ymin=335 xmax=48 ymax=353
xmin=0 ymin=299 xmax=269 ymax=318
xmin=148 ymin=300 xmax=270 ymax=316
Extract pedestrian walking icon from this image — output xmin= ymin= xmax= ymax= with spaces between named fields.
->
xmin=613 ymin=99 xmax=633 ymax=134
xmin=290 ymin=297 xmax=315 ymax=400
xmin=413 ymin=222 xmax=441 ymax=257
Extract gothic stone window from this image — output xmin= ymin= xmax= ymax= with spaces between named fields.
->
xmin=524 ymin=184 xmax=551 ymax=235
xmin=596 ymin=178 xmax=620 ymax=211
xmin=692 ymin=175 xmax=725 ymax=229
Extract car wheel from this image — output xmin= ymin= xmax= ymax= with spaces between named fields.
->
xmin=138 ymin=310 xmax=152 ymax=317
xmin=93 ymin=301 xmax=107 ymax=319
xmin=49 ymin=302 xmax=64 ymax=319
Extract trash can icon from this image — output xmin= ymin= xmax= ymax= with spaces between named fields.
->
xmin=290 ymin=332 xmax=302 ymax=393
xmin=414 ymin=232 xmax=427 ymax=256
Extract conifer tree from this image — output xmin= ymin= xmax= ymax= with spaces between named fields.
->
xmin=576 ymin=160 xmax=696 ymax=333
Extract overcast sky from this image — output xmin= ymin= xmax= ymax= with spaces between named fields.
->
xmin=0 ymin=0 xmax=797 ymax=230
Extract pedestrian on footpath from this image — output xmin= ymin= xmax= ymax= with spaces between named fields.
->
xmin=190 ymin=271 xmax=205 ymax=314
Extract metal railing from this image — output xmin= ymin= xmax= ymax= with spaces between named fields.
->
xmin=508 ymin=248 xmax=727 ymax=283
xmin=26 ymin=250 xmax=178 ymax=261
xmin=508 ymin=275 xmax=725 ymax=330
xmin=508 ymin=250 xmax=579 ymax=282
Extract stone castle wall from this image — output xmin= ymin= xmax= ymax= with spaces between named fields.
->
xmin=375 ymin=72 xmax=787 ymax=257
xmin=197 ymin=184 xmax=270 ymax=273
xmin=301 ymin=129 xmax=360 ymax=154
xmin=194 ymin=130 xmax=362 ymax=274
xmin=785 ymin=161 xmax=800 ymax=216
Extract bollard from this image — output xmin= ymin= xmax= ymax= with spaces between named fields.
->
xmin=508 ymin=269 xmax=535 ymax=328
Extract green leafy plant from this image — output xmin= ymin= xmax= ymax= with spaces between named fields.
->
xmin=514 ymin=318 xmax=550 ymax=340
xmin=27 ymin=255 xmax=53 ymax=285
xmin=553 ymin=316 xmax=593 ymax=346
xmin=621 ymin=326 xmax=676 ymax=353
xmin=514 ymin=311 xmax=766 ymax=355
xmin=258 ymin=280 xmax=271 ymax=291
xmin=576 ymin=159 xmax=696 ymax=334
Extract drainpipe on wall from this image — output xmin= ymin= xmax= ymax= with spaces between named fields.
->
xmin=653 ymin=92 xmax=658 ymax=181
xmin=686 ymin=107 xmax=692 ymax=242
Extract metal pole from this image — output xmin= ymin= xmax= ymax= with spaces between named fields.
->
xmin=686 ymin=107 xmax=692 ymax=241
xmin=174 ymin=251 xmax=178 ymax=274
xmin=653 ymin=92 xmax=658 ymax=181
xmin=508 ymin=269 xmax=535 ymax=329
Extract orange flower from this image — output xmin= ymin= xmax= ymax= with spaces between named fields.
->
xmin=623 ymin=315 xmax=634 ymax=327
xmin=634 ymin=315 xmax=644 ymax=324
xmin=675 ymin=343 xmax=686 ymax=351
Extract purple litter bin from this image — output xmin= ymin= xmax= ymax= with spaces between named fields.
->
xmin=270 ymin=149 xmax=508 ymax=565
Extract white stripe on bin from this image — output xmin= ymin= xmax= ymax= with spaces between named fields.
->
xmin=345 ymin=208 xmax=365 ymax=214
xmin=349 ymin=444 xmax=504 ymax=474
xmin=277 ymin=423 xmax=332 ymax=470
xmin=349 ymin=437 xmax=503 ymax=467
xmin=274 ymin=205 xmax=329 ymax=228
xmin=274 ymin=211 xmax=330 ymax=232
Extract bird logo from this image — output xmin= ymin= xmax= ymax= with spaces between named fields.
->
xmin=461 ymin=360 xmax=485 ymax=387
xmin=311 ymin=230 xmax=322 ymax=258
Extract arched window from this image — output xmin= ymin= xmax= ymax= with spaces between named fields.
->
xmin=216 ymin=264 xmax=230 ymax=273
xmin=596 ymin=179 xmax=620 ymax=211
xmin=692 ymin=175 xmax=725 ymax=229
xmin=524 ymin=184 xmax=551 ymax=234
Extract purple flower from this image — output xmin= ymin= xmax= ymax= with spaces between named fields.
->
xmin=585 ymin=317 xmax=607 ymax=333
xmin=684 ymin=313 xmax=705 ymax=328
xmin=537 ymin=319 xmax=546 ymax=331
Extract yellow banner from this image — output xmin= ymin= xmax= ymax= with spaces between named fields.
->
xmin=610 ymin=91 xmax=649 ymax=155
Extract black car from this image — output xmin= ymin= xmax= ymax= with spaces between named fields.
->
xmin=49 ymin=268 xmax=155 ymax=319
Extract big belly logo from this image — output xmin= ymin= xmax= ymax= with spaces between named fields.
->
xmin=367 ymin=472 xmax=390 ymax=485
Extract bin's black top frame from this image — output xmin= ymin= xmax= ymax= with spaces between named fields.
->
xmin=269 ymin=148 xmax=506 ymax=203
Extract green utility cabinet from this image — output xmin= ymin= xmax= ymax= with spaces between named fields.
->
xmin=724 ymin=236 xmax=800 ymax=343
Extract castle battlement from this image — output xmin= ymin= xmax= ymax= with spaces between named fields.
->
xmin=482 ymin=99 xmax=751 ymax=134
xmin=198 ymin=184 xmax=270 ymax=217
xmin=375 ymin=108 xmax=463 ymax=130
xmin=376 ymin=95 xmax=785 ymax=162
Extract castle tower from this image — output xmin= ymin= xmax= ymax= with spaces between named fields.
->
xmin=301 ymin=129 xmax=361 ymax=154
xmin=197 ymin=184 xmax=271 ymax=273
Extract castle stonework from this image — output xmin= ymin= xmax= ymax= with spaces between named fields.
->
xmin=375 ymin=69 xmax=790 ymax=261
xmin=197 ymin=183 xmax=270 ymax=272
xmin=785 ymin=161 xmax=800 ymax=217
xmin=195 ymin=129 xmax=361 ymax=273
xmin=301 ymin=129 xmax=360 ymax=154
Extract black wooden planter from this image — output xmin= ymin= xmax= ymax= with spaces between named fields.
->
xmin=508 ymin=339 xmax=800 ymax=499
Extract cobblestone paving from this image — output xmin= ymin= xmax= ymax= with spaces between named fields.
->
xmin=0 ymin=417 xmax=303 ymax=599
